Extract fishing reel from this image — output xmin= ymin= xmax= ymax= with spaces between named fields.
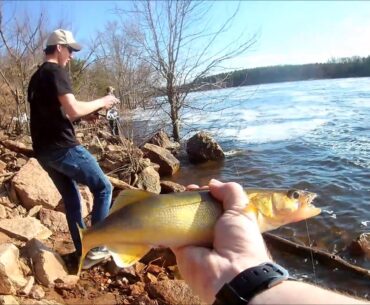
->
xmin=106 ymin=86 xmax=119 ymax=121
xmin=106 ymin=106 xmax=119 ymax=120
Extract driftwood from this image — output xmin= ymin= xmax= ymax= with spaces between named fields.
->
xmin=264 ymin=232 xmax=370 ymax=278
xmin=107 ymin=175 xmax=137 ymax=190
xmin=0 ymin=139 xmax=34 ymax=157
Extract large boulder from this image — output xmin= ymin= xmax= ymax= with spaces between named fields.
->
xmin=11 ymin=158 xmax=61 ymax=210
xmin=348 ymin=233 xmax=370 ymax=257
xmin=39 ymin=209 xmax=69 ymax=233
xmin=24 ymin=239 xmax=72 ymax=287
xmin=160 ymin=181 xmax=186 ymax=194
xmin=0 ymin=295 xmax=19 ymax=305
xmin=0 ymin=217 xmax=52 ymax=241
xmin=136 ymin=166 xmax=161 ymax=194
xmin=0 ymin=206 xmax=6 ymax=219
xmin=147 ymin=130 xmax=180 ymax=153
xmin=141 ymin=143 xmax=180 ymax=176
xmin=186 ymin=132 xmax=225 ymax=163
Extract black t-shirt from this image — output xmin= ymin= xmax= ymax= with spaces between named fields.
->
xmin=28 ymin=62 xmax=79 ymax=154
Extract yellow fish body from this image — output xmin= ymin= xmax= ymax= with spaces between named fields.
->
xmin=78 ymin=188 xmax=320 ymax=273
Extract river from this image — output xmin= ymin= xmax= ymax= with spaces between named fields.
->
xmin=128 ymin=77 xmax=370 ymax=298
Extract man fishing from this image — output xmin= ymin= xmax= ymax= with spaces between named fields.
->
xmin=27 ymin=29 xmax=119 ymax=272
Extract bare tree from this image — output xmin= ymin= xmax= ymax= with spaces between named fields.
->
xmin=94 ymin=21 xmax=158 ymax=110
xmin=117 ymin=0 xmax=257 ymax=142
xmin=0 ymin=6 xmax=49 ymax=132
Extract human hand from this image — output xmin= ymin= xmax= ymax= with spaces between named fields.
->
xmin=171 ymin=179 xmax=272 ymax=304
xmin=101 ymin=94 xmax=119 ymax=109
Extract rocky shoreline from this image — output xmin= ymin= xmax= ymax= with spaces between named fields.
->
xmin=0 ymin=118 xmax=225 ymax=305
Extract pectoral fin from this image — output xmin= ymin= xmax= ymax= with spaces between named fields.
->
xmin=244 ymin=203 xmax=258 ymax=214
xmin=108 ymin=244 xmax=151 ymax=268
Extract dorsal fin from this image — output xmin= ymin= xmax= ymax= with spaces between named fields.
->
xmin=109 ymin=189 xmax=157 ymax=215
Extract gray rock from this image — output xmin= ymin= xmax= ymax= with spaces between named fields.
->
xmin=39 ymin=209 xmax=69 ymax=233
xmin=136 ymin=166 xmax=161 ymax=194
xmin=160 ymin=181 xmax=186 ymax=194
xmin=11 ymin=158 xmax=61 ymax=210
xmin=0 ymin=243 xmax=28 ymax=294
xmin=19 ymin=276 xmax=34 ymax=296
xmin=24 ymin=239 xmax=68 ymax=287
xmin=0 ymin=217 xmax=52 ymax=241
xmin=0 ymin=295 xmax=19 ymax=305
xmin=348 ymin=233 xmax=370 ymax=257
xmin=0 ymin=205 xmax=6 ymax=219
xmin=27 ymin=205 xmax=43 ymax=218
xmin=186 ymin=131 xmax=225 ymax=163
xmin=29 ymin=284 xmax=45 ymax=300
xmin=142 ymin=143 xmax=180 ymax=176
xmin=147 ymin=130 xmax=180 ymax=153
xmin=0 ymin=194 xmax=15 ymax=208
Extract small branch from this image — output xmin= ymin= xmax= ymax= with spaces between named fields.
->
xmin=106 ymin=175 xmax=137 ymax=190
xmin=263 ymin=232 xmax=370 ymax=279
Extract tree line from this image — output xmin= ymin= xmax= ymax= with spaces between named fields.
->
xmin=196 ymin=56 xmax=370 ymax=89
xmin=0 ymin=1 xmax=256 ymax=141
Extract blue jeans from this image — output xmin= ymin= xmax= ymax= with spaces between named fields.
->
xmin=36 ymin=145 xmax=112 ymax=256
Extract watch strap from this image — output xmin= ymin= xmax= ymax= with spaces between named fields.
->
xmin=213 ymin=262 xmax=289 ymax=305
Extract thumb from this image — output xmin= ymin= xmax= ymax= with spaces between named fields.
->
xmin=209 ymin=179 xmax=249 ymax=211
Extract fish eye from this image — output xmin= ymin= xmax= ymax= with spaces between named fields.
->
xmin=288 ymin=190 xmax=300 ymax=200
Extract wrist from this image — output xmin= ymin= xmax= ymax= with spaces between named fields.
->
xmin=248 ymin=280 xmax=291 ymax=305
xmin=211 ymin=258 xmax=273 ymax=302
xmin=99 ymin=97 xmax=106 ymax=108
xmin=212 ymin=262 xmax=289 ymax=305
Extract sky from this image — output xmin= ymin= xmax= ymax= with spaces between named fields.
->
xmin=3 ymin=1 xmax=370 ymax=70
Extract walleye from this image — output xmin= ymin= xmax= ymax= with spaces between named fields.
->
xmin=78 ymin=188 xmax=320 ymax=273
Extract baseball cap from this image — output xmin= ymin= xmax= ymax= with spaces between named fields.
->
xmin=45 ymin=29 xmax=82 ymax=52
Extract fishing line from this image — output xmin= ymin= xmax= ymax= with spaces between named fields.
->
xmin=305 ymin=220 xmax=317 ymax=285
xmin=230 ymin=121 xmax=242 ymax=182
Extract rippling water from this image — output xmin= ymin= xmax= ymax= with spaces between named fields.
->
xmin=129 ymin=77 xmax=370 ymax=297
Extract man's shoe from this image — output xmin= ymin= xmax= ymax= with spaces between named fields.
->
xmin=82 ymin=256 xmax=110 ymax=270
xmin=86 ymin=246 xmax=110 ymax=260
xmin=82 ymin=247 xmax=111 ymax=270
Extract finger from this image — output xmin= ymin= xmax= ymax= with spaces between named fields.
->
xmin=209 ymin=179 xmax=248 ymax=211
xmin=171 ymin=245 xmax=210 ymax=265
xmin=186 ymin=184 xmax=200 ymax=191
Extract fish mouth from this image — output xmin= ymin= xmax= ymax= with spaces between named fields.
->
xmin=303 ymin=192 xmax=321 ymax=218
xmin=304 ymin=191 xmax=317 ymax=206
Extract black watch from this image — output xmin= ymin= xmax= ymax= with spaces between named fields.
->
xmin=213 ymin=262 xmax=289 ymax=305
